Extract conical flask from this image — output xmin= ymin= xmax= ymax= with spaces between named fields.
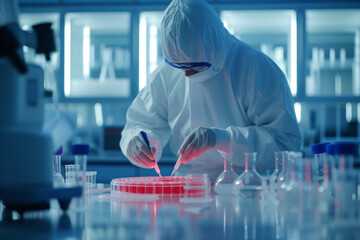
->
xmin=214 ymin=152 xmax=238 ymax=195
xmin=269 ymin=151 xmax=285 ymax=198
xmin=232 ymin=152 xmax=265 ymax=199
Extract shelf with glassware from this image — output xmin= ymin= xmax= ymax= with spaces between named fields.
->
xmin=67 ymin=47 xmax=132 ymax=98
xmin=306 ymin=57 xmax=359 ymax=97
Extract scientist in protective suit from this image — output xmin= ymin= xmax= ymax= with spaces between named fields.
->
xmin=120 ymin=0 xmax=302 ymax=181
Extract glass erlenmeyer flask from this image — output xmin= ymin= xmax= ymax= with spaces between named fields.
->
xmin=269 ymin=151 xmax=285 ymax=198
xmin=214 ymin=152 xmax=238 ymax=195
xmin=232 ymin=152 xmax=265 ymax=199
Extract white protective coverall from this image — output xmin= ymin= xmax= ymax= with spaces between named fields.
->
xmin=120 ymin=0 xmax=302 ymax=182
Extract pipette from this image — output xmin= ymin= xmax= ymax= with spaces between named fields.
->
xmin=170 ymin=155 xmax=183 ymax=177
xmin=140 ymin=131 xmax=162 ymax=177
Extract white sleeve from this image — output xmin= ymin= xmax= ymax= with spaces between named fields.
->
xmin=217 ymin=54 xmax=302 ymax=170
xmin=120 ymin=67 xmax=172 ymax=166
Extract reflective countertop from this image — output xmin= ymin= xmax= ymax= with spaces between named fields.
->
xmin=1 ymin=185 xmax=360 ymax=240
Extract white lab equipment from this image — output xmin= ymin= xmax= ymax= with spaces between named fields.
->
xmin=232 ymin=152 xmax=266 ymax=199
xmin=120 ymin=0 xmax=302 ymax=182
xmin=0 ymin=0 xmax=81 ymax=213
xmin=214 ymin=151 xmax=238 ymax=195
xmin=53 ymin=146 xmax=64 ymax=184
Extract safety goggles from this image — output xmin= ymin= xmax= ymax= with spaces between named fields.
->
xmin=164 ymin=58 xmax=211 ymax=70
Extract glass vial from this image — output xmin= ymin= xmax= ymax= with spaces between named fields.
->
xmin=232 ymin=152 xmax=265 ymax=199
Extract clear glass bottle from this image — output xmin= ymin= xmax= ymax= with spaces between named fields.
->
xmin=332 ymin=142 xmax=357 ymax=220
xmin=72 ymin=143 xmax=90 ymax=210
xmin=214 ymin=152 xmax=238 ymax=195
xmin=311 ymin=142 xmax=330 ymax=183
xmin=232 ymin=152 xmax=265 ymax=199
xmin=276 ymin=151 xmax=289 ymax=201
xmin=53 ymin=146 xmax=64 ymax=184
xmin=297 ymin=158 xmax=319 ymax=224
xmin=312 ymin=142 xmax=332 ymax=222
xmin=277 ymin=152 xmax=302 ymax=201
xmin=269 ymin=151 xmax=285 ymax=198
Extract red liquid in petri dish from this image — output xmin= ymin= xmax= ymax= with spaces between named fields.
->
xmin=110 ymin=176 xmax=207 ymax=197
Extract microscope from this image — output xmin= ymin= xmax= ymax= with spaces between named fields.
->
xmin=0 ymin=0 xmax=81 ymax=214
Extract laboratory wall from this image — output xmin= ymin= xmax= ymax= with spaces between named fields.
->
xmin=16 ymin=0 xmax=360 ymax=182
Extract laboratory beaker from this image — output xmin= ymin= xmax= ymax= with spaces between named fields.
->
xmin=86 ymin=171 xmax=97 ymax=192
xmin=53 ymin=146 xmax=64 ymax=184
xmin=65 ymin=164 xmax=80 ymax=183
xmin=214 ymin=152 xmax=238 ymax=195
xmin=232 ymin=152 xmax=265 ymax=199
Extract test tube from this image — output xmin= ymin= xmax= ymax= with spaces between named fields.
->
xmin=72 ymin=143 xmax=90 ymax=210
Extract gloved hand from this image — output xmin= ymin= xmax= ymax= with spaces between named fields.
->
xmin=178 ymin=127 xmax=231 ymax=164
xmin=178 ymin=127 xmax=216 ymax=164
xmin=127 ymin=133 xmax=156 ymax=168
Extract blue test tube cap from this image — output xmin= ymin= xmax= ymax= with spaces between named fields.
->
xmin=71 ymin=143 xmax=90 ymax=155
xmin=333 ymin=141 xmax=358 ymax=156
xmin=311 ymin=142 xmax=331 ymax=154
xmin=54 ymin=146 xmax=63 ymax=155
xmin=326 ymin=144 xmax=335 ymax=156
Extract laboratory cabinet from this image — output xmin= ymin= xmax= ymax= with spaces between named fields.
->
xmin=305 ymin=9 xmax=360 ymax=97
xmin=64 ymin=12 xmax=132 ymax=99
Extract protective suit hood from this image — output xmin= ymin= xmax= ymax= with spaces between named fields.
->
xmin=161 ymin=0 xmax=234 ymax=73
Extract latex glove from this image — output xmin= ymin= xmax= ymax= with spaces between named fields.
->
xmin=127 ymin=133 xmax=156 ymax=168
xmin=178 ymin=127 xmax=216 ymax=164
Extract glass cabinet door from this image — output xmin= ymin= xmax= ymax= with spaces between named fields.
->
xmin=139 ymin=11 xmax=164 ymax=91
xmin=305 ymin=9 xmax=360 ymax=97
xmin=64 ymin=12 xmax=131 ymax=98
xmin=221 ymin=10 xmax=297 ymax=96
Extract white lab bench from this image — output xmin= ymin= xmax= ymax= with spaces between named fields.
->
xmin=1 ymin=185 xmax=360 ymax=240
